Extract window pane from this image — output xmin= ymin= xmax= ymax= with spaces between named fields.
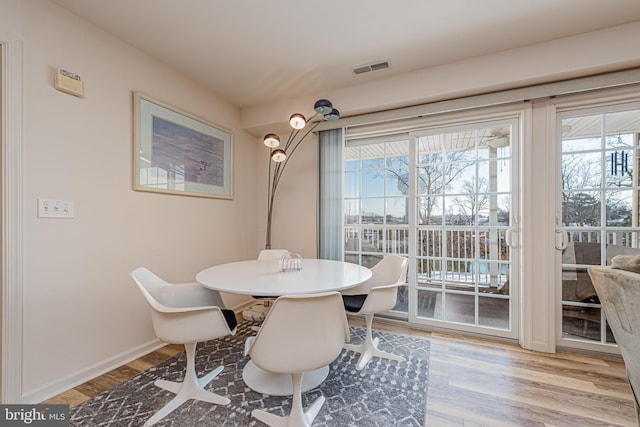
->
xmin=417 ymin=135 xmax=442 ymax=160
xmin=445 ymin=131 xmax=476 ymax=162
xmin=605 ymin=149 xmax=633 ymax=188
xmin=345 ymin=160 xmax=360 ymax=171
xmin=478 ymin=160 xmax=511 ymax=193
xmin=418 ymin=196 xmax=443 ymax=225
xmin=386 ymin=140 xmax=409 ymax=166
xmin=476 ymin=261 xmax=509 ymax=289
xmin=361 ymin=198 xmax=384 ymax=224
xmin=386 ymin=168 xmax=409 ymax=196
xmin=443 ymin=259 xmax=474 ymax=290
xmin=386 ymin=197 xmax=408 ymax=224
xmin=344 ymin=227 xmax=360 ymax=252
xmin=444 ymin=293 xmax=475 ymax=324
xmin=419 ymin=152 xmax=444 ymax=164
xmin=418 ymin=165 xmax=444 ymax=195
xmin=361 ymin=142 xmax=385 ymax=169
xmin=445 ymin=162 xmax=476 ymax=193
xmin=562 ymin=190 xmax=602 ymax=227
xmin=445 ymin=229 xmax=475 ymax=259
xmin=386 ymin=227 xmax=409 ymax=255
xmin=562 ymin=152 xmax=602 ymax=190
xmin=606 ymin=189 xmax=634 ymax=227
xmin=344 ymin=145 xmax=360 ymax=170
xmin=417 ymin=229 xmax=442 ymax=257
xmin=479 ymin=296 xmax=509 ymax=329
xmin=605 ymin=231 xmax=640 ymax=259
xmin=344 ymin=171 xmax=359 ymax=198
xmin=361 ymin=227 xmax=383 ymax=253
xmin=444 ymin=195 xmax=475 ymax=226
xmin=478 ymin=228 xmax=509 ymax=262
xmin=417 ymin=290 xmax=440 ymax=319
xmin=562 ymin=114 xmax=602 ymax=152
xmin=563 ymin=243 xmax=603 ymax=269
xmin=562 ymin=303 xmax=602 ymax=341
xmin=362 ymin=170 xmax=385 ymax=197
xmin=344 ymin=199 xmax=360 ymax=224
xmin=566 ymin=230 xmax=601 ymax=245
xmin=416 ymin=258 xmax=442 ymax=290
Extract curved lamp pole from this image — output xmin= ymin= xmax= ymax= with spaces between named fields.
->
xmin=264 ymin=99 xmax=340 ymax=249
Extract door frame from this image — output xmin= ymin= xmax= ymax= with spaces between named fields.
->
xmin=1 ymin=31 xmax=23 ymax=403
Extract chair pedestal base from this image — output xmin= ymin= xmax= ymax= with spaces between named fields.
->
xmin=145 ymin=343 xmax=229 ymax=426
xmin=251 ymin=373 xmax=325 ymax=427
xmin=344 ymin=314 xmax=406 ymax=370
xmin=243 ymin=360 xmax=329 ymax=396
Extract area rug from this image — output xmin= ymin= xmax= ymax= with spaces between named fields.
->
xmin=70 ymin=322 xmax=430 ymax=426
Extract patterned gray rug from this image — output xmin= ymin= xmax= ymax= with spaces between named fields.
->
xmin=70 ymin=322 xmax=430 ymax=426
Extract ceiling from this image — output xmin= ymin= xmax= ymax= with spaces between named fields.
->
xmin=51 ymin=0 xmax=640 ymax=110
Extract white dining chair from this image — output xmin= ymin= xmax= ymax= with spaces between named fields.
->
xmin=244 ymin=292 xmax=349 ymax=427
xmin=341 ymin=255 xmax=409 ymax=370
xmin=130 ymin=267 xmax=237 ymax=426
xmin=244 ymin=249 xmax=291 ymax=325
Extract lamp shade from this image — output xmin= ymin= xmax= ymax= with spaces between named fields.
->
xmin=271 ymin=149 xmax=287 ymax=162
xmin=289 ymin=113 xmax=306 ymax=129
xmin=314 ymin=99 xmax=333 ymax=115
xmin=263 ymin=133 xmax=281 ymax=148
xmin=324 ymin=108 xmax=340 ymax=121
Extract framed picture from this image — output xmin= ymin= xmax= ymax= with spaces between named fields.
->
xmin=133 ymin=93 xmax=233 ymax=199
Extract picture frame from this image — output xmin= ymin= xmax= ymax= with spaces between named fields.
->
xmin=133 ymin=92 xmax=233 ymax=199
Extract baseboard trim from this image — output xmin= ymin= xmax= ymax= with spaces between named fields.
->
xmin=22 ymin=338 xmax=165 ymax=404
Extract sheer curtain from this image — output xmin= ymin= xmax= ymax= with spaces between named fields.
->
xmin=318 ymin=128 xmax=343 ymax=260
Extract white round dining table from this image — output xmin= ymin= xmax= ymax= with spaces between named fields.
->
xmin=196 ymin=258 xmax=372 ymax=396
xmin=196 ymin=258 xmax=371 ymax=296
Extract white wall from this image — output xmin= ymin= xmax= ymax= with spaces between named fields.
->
xmin=3 ymin=0 xmax=259 ymax=402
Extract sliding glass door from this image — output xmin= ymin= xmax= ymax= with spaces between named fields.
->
xmin=410 ymin=120 xmax=519 ymax=337
xmin=557 ymin=103 xmax=640 ymax=350
xmin=344 ymin=115 xmax=520 ymax=338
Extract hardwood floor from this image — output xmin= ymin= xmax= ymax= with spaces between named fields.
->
xmin=43 ymin=318 xmax=638 ymax=426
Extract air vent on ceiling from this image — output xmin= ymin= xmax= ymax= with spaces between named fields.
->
xmin=353 ymin=60 xmax=391 ymax=75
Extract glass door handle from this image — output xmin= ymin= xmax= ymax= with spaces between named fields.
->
xmin=555 ymin=229 xmax=569 ymax=250
xmin=505 ymin=227 xmax=518 ymax=248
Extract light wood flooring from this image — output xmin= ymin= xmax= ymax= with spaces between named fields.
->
xmin=43 ymin=317 xmax=638 ymax=426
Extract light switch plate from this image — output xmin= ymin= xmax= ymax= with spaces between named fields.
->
xmin=38 ymin=198 xmax=74 ymax=218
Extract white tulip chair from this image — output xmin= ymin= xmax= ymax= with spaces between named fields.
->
xmin=341 ymin=255 xmax=409 ymax=370
xmin=245 ymin=292 xmax=349 ymax=427
xmin=130 ymin=267 xmax=236 ymax=426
